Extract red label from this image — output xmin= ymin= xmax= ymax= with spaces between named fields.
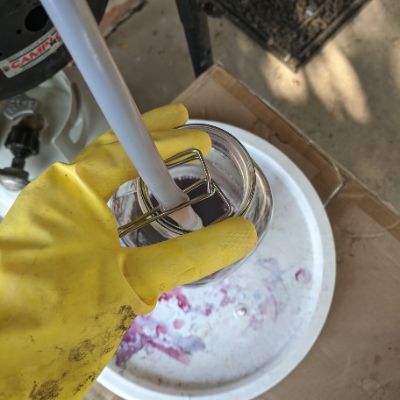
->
xmin=11 ymin=32 xmax=62 ymax=69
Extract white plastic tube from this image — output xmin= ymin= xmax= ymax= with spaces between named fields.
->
xmin=41 ymin=0 xmax=202 ymax=230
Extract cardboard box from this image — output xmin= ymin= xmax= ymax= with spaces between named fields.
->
xmin=85 ymin=65 xmax=400 ymax=399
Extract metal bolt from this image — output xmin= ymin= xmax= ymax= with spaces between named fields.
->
xmin=234 ymin=304 xmax=247 ymax=318
xmin=3 ymin=67 xmax=10 ymax=72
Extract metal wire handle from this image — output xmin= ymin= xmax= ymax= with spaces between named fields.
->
xmin=117 ymin=149 xmax=233 ymax=238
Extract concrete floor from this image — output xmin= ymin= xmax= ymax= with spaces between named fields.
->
xmin=107 ymin=0 xmax=400 ymax=211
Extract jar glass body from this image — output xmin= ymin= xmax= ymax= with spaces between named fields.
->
xmin=110 ymin=124 xmax=273 ymax=286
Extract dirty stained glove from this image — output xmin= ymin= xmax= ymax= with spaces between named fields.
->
xmin=0 ymin=103 xmax=257 ymax=400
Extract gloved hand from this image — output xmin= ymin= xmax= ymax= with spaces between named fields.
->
xmin=0 ymin=104 xmax=257 ymax=400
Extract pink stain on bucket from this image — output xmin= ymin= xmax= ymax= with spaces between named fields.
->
xmin=295 ymin=268 xmax=312 ymax=284
xmin=158 ymin=287 xmax=191 ymax=312
xmin=115 ymin=288 xmax=205 ymax=368
xmin=115 ymin=257 xmax=290 ymax=368
xmin=115 ymin=316 xmax=204 ymax=367
xmin=173 ymin=319 xmax=185 ymax=329
xmin=220 ymin=288 xmax=235 ymax=307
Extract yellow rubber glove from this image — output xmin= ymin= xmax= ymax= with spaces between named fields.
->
xmin=0 ymin=104 xmax=257 ymax=400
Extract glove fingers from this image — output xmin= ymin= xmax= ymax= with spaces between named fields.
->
xmin=74 ymin=129 xmax=211 ymax=202
xmin=122 ymin=218 xmax=257 ymax=304
xmin=142 ymin=103 xmax=189 ymax=131
xmin=70 ymin=104 xmax=189 ymax=165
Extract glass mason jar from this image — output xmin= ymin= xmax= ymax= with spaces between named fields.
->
xmin=110 ymin=124 xmax=273 ymax=286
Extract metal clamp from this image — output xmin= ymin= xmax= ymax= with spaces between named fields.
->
xmin=3 ymin=94 xmax=40 ymax=120
xmin=117 ymin=149 xmax=233 ymax=238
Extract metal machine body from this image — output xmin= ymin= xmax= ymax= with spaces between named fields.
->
xmin=0 ymin=0 xmax=108 ymax=100
xmin=0 ymin=1 xmax=109 ymax=220
xmin=0 ymin=67 xmax=109 ymax=221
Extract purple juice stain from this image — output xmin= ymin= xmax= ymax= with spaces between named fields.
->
xmin=220 ymin=288 xmax=235 ymax=307
xmin=116 ymin=321 xmax=193 ymax=367
xmin=158 ymin=287 xmax=191 ymax=312
xmin=295 ymin=268 xmax=312 ymax=284
xmin=150 ymin=176 xmax=229 ymax=227
xmin=114 ymin=287 xmax=216 ymax=368
xmin=204 ymin=304 xmax=213 ymax=316
xmin=173 ymin=319 xmax=185 ymax=329
xmin=115 ymin=257 xmax=292 ymax=368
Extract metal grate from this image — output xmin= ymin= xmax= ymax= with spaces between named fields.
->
xmin=208 ymin=0 xmax=370 ymax=69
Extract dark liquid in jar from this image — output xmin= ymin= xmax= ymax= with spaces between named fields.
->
xmin=150 ymin=176 xmax=229 ymax=227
